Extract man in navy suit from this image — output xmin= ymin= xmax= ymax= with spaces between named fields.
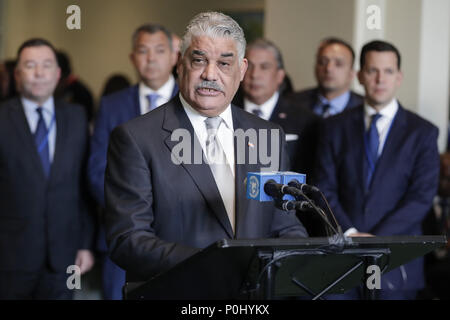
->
xmin=104 ymin=12 xmax=307 ymax=284
xmin=88 ymin=24 xmax=178 ymax=300
xmin=293 ymin=37 xmax=363 ymax=117
xmin=233 ymin=38 xmax=319 ymax=177
xmin=315 ymin=40 xmax=439 ymax=299
xmin=0 ymin=38 xmax=94 ymax=299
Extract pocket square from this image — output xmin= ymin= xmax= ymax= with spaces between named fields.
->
xmin=285 ymin=134 xmax=299 ymax=142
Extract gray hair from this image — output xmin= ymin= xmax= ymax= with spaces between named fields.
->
xmin=246 ymin=38 xmax=284 ymax=70
xmin=180 ymin=12 xmax=246 ymax=62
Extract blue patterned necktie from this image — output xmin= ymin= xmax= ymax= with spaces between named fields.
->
xmin=252 ymin=108 xmax=263 ymax=118
xmin=365 ymin=113 xmax=382 ymax=188
xmin=322 ymin=104 xmax=331 ymax=118
xmin=34 ymin=107 xmax=51 ymax=178
xmin=146 ymin=93 xmax=160 ymax=112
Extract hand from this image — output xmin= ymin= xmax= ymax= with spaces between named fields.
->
xmin=75 ymin=250 xmax=95 ymax=274
xmin=348 ymin=232 xmax=375 ymax=237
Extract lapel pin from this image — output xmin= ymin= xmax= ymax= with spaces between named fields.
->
xmin=278 ymin=112 xmax=287 ymax=119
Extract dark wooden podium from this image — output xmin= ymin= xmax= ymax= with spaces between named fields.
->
xmin=124 ymin=235 xmax=446 ymax=300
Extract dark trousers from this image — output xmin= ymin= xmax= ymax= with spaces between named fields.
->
xmin=0 ymin=267 xmax=73 ymax=300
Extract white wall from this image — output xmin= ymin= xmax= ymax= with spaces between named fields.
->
xmin=416 ymin=0 xmax=450 ymax=152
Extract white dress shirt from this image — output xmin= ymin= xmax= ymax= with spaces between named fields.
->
xmin=21 ymin=96 xmax=57 ymax=162
xmin=179 ymin=94 xmax=235 ymax=176
xmin=139 ymin=75 xmax=175 ymax=115
xmin=243 ymin=91 xmax=279 ymax=121
xmin=364 ymin=98 xmax=399 ymax=156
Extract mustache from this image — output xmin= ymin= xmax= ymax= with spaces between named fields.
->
xmin=195 ymin=81 xmax=224 ymax=93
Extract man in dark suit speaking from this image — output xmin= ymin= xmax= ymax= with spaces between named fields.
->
xmin=0 ymin=39 xmax=94 ymax=299
xmin=104 ymin=12 xmax=307 ymax=283
xmin=315 ymin=40 xmax=439 ymax=299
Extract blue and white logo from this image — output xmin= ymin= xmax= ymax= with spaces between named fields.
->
xmin=249 ymin=175 xmax=259 ymax=199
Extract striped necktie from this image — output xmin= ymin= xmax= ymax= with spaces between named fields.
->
xmin=34 ymin=106 xmax=51 ymax=178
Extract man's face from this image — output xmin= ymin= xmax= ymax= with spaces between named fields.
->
xmin=177 ymin=36 xmax=248 ymax=117
xmin=130 ymin=31 xmax=178 ymax=90
xmin=14 ymin=46 xmax=61 ymax=104
xmin=358 ymin=51 xmax=403 ymax=110
xmin=242 ymin=47 xmax=285 ymax=105
xmin=315 ymin=43 xmax=354 ymax=95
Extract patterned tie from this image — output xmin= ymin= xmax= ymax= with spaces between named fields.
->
xmin=205 ymin=117 xmax=235 ymax=233
xmin=365 ymin=113 xmax=382 ymax=188
xmin=252 ymin=108 xmax=263 ymax=118
xmin=34 ymin=107 xmax=51 ymax=178
xmin=146 ymin=93 xmax=160 ymax=112
xmin=322 ymin=104 xmax=331 ymax=118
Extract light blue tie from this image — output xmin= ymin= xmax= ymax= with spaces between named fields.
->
xmin=146 ymin=93 xmax=160 ymax=112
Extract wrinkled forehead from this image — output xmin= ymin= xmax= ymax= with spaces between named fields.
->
xmin=184 ymin=35 xmax=239 ymax=59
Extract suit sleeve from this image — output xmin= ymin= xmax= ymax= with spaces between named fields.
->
xmin=77 ymin=106 xmax=95 ymax=250
xmin=370 ymin=127 xmax=439 ymax=235
xmin=313 ymin=120 xmax=355 ymax=231
xmin=104 ymin=125 xmax=200 ymax=280
xmin=87 ymin=98 xmax=110 ymax=208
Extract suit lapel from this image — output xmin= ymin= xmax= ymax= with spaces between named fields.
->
xmin=9 ymin=98 xmax=47 ymax=180
xmin=170 ymin=83 xmax=179 ymax=98
xmin=268 ymin=97 xmax=281 ymax=122
xmin=162 ymin=97 xmax=234 ymax=237
xmin=349 ymin=106 xmax=367 ymax=193
xmin=367 ymin=106 xmax=406 ymax=199
xmin=131 ymin=84 xmax=141 ymax=118
xmin=232 ymin=107 xmax=261 ymax=237
xmin=48 ymin=101 xmax=67 ymax=184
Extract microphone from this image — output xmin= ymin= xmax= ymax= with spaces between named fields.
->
xmin=287 ymin=180 xmax=320 ymax=194
xmin=264 ymin=179 xmax=302 ymax=199
xmin=246 ymin=172 xmax=306 ymax=202
xmin=275 ymin=199 xmax=314 ymax=212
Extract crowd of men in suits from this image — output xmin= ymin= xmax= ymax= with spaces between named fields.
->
xmin=0 ymin=11 xmax=441 ymax=300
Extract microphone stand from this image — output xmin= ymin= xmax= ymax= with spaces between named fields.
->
xmin=277 ymin=184 xmax=346 ymax=250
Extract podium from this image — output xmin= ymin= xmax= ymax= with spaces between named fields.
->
xmin=124 ymin=235 xmax=446 ymax=300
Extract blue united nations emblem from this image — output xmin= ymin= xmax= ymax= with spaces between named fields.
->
xmin=249 ymin=176 xmax=259 ymax=198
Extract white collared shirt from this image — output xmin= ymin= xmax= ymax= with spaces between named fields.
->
xmin=364 ymin=98 xmax=399 ymax=156
xmin=243 ymin=91 xmax=279 ymax=121
xmin=139 ymin=75 xmax=175 ymax=115
xmin=21 ymin=96 xmax=57 ymax=162
xmin=179 ymin=94 xmax=235 ymax=176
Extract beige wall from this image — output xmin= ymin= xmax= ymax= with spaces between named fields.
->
xmin=265 ymin=0 xmax=356 ymax=91
xmin=1 ymin=0 xmax=264 ymax=103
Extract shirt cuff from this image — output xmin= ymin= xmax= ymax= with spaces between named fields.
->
xmin=344 ymin=227 xmax=358 ymax=236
